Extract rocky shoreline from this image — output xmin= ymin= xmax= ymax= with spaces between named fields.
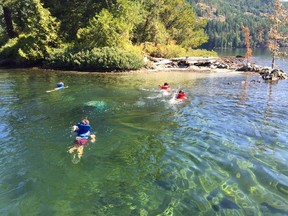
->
xmin=146 ymin=56 xmax=287 ymax=81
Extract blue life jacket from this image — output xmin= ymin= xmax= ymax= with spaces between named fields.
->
xmin=76 ymin=123 xmax=91 ymax=137
xmin=56 ymin=83 xmax=64 ymax=88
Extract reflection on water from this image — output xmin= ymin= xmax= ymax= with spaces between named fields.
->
xmin=0 ymin=69 xmax=287 ymax=215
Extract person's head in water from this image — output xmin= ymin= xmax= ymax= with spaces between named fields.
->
xmin=81 ymin=119 xmax=90 ymax=125
xmin=178 ymin=90 xmax=184 ymax=94
xmin=164 ymin=82 xmax=169 ymax=86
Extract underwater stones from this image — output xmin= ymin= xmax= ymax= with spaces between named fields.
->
xmin=236 ymin=159 xmax=253 ymax=170
xmin=261 ymin=202 xmax=288 ymax=215
xmin=218 ymin=208 xmax=242 ymax=216
xmin=179 ymin=169 xmax=196 ymax=190
xmin=199 ymin=174 xmax=221 ymax=193
xmin=155 ymin=179 xmax=177 ymax=191
xmin=221 ymin=182 xmax=245 ymax=201
xmin=219 ymin=197 xmax=240 ymax=209
xmin=221 ymin=181 xmax=258 ymax=215
xmin=194 ymin=195 xmax=211 ymax=212
xmin=161 ymin=197 xmax=180 ymax=216
xmin=85 ymin=100 xmax=106 ymax=110
xmin=276 ymin=182 xmax=288 ymax=195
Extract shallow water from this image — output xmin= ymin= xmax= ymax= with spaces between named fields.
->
xmin=0 ymin=69 xmax=287 ymax=215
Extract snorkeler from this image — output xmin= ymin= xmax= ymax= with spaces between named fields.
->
xmin=68 ymin=119 xmax=96 ymax=160
xmin=159 ymin=82 xmax=171 ymax=92
xmin=176 ymin=90 xmax=187 ymax=100
xmin=46 ymin=82 xmax=68 ymax=93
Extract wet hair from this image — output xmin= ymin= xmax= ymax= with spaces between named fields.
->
xmin=179 ymin=90 xmax=184 ymax=93
xmin=164 ymin=82 xmax=169 ymax=86
xmin=81 ymin=119 xmax=90 ymax=125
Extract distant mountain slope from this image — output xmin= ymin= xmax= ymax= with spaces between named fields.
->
xmin=187 ymin=0 xmax=275 ymax=49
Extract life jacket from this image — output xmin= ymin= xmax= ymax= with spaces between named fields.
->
xmin=177 ymin=93 xmax=186 ymax=100
xmin=76 ymin=123 xmax=91 ymax=137
xmin=56 ymin=83 xmax=64 ymax=88
xmin=161 ymin=85 xmax=170 ymax=90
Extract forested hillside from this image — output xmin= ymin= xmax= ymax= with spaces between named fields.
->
xmin=187 ymin=0 xmax=278 ymax=49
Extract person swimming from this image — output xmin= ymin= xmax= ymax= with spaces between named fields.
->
xmin=176 ymin=90 xmax=187 ymax=100
xmin=46 ymin=82 xmax=68 ymax=93
xmin=68 ymin=119 xmax=96 ymax=161
xmin=159 ymin=82 xmax=171 ymax=92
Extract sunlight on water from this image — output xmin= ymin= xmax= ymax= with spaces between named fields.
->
xmin=0 ymin=68 xmax=287 ymax=215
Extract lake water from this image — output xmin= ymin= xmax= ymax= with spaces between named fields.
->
xmin=0 ymin=67 xmax=288 ymax=215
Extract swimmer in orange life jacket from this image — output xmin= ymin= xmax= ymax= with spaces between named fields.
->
xmin=159 ymin=82 xmax=171 ymax=92
xmin=176 ymin=90 xmax=187 ymax=100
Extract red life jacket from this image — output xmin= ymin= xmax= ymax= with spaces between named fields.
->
xmin=177 ymin=93 xmax=186 ymax=100
xmin=161 ymin=85 xmax=170 ymax=90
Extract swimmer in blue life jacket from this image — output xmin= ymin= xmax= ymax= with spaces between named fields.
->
xmin=46 ymin=82 xmax=68 ymax=93
xmin=68 ymin=119 xmax=96 ymax=159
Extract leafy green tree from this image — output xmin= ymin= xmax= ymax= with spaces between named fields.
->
xmin=0 ymin=0 xmax=60 ymax=64
xmin=77 ymin=0 xmax=142 ymax=48
xmin=133 ymin=0 xmax=208 ymax=48
xmin=160 ymin=0 xmax=208 ymax=48
xmin=1 ymin=1 xmax=17 ymax=39
xmin=42 ymin=0 xmax=110 ymax=42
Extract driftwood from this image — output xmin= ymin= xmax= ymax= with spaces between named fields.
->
xmin=146 ymin=56 xmax=230 ymax=70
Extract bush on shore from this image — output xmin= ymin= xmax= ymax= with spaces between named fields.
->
xmin=44 ymin=46 xmax=145 ymax=71
xmin=140 ymin=42 xmax=217 ymax=58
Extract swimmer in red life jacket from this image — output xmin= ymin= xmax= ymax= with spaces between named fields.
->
xmin=176 ymin=90 xmax=187 ymax=100
xmin=68 ymin=119 xmax=96 ymax=160
xmin=159 ymin=82 xmax=171 ymax=91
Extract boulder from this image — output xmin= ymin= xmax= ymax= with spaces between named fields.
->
xmin=260 ymin=68 xmax=287 ymax=80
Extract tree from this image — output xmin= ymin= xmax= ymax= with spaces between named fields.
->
xmin=133 ymin=0 xmax=208 ymax=48
xmin=0 ymin=0 xmax=60 ymax=64
xmin=2 ymin=4 xmax=17 ymax=38
xmin=267 ymin=0 xmax=288 ymax=69
xmin=77 ymin=0 xmax=142 ymax=48
xmin=241 ymin=26 xmax=252 ymax=64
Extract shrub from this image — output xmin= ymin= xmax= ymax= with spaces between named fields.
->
xmin=0 ymin=34 xmax=56 ymax=66
xmin=45 ymin=46 xmax=145 ymax=71
xmin=140 ymin=42 xmax=217 ymax=58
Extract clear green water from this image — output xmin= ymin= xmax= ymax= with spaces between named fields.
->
xmin=0 ymin=69 xmax=288 ymax=215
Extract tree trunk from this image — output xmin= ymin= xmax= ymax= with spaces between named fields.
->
xmin=271 ymin=52 xmax=275 ymax=69
xmin=3 ymin=6 xmax=18 ymax=38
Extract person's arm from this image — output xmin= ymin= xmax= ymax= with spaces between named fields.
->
xmin=46 ymin=88 xmax=58 ymax=93
xmin=90 ymin=134 xmax=96 ymax=143
xmin=46 ymin=86 xmax=68 ymax=93
xmin=71 ymin=125 xmax=78 ymax=132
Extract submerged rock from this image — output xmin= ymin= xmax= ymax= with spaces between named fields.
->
xmin=85 ymin=100 xmax=107 ymax=110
